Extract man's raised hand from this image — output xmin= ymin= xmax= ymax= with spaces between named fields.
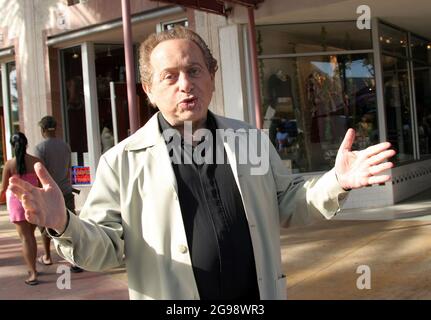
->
xmin=8 ymin=162 xmax=68 ymax=233
xmin=335 ymin=128 xmax=396 ymax=190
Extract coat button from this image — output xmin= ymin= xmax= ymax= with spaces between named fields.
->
xmin=178 ymin=245 xmax=188 ymax=254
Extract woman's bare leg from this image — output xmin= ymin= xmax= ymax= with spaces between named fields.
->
xmin=15 ymin=221 xmax=38 ymax=282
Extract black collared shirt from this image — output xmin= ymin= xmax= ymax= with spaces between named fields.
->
xmin=158 ymin=112 xmax=259 ymax=300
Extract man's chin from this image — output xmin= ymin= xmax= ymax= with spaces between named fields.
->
xmin=179 ymin=107 xmax=206 ymax=121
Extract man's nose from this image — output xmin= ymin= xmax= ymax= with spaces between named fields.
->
xmin=178 ymin=72 xmax=193 ymax=93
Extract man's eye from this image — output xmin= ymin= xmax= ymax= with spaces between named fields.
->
xmin=163 ymin=73 xmax=177 ymax=81
xmin=189 ymin=68 xmax=201 ymax=77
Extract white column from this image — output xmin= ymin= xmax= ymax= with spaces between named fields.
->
xmin=81 ymin=42 xmax=101 ymax=183
xmin=219 ymin=24 xmax=248 ymax=121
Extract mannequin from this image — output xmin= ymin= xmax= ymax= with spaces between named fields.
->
xmin=267 ymin=69 xmax=292 ymax=107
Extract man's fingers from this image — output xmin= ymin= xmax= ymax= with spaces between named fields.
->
xmin=24 ymin=209 xmax=40 ymax=226
xmin=363 ymin=142 xmax=392 ymax=158
xmin=339 ymin=128 xmax=355 ymax=152
xmin=8 ymin=177 xmax=35 ymax=199
xmin=21 ymin=194 xmax=38 ymax=211
xmin=367 ymin=149 xmax=396 ymax=166
xmin=34 ymin=162 xmax=56 ymax=188
xmin=369 ymin=162 xmax=394 ymax=175
xmin=368 ymin=174 xmax=391 ymax=185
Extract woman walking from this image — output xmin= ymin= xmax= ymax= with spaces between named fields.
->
xmin=1 ymin=132 xmax=41 ymax=285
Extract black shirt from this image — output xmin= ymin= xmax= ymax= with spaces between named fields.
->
xmin=157 ymin=112 xmax=259 ymax=300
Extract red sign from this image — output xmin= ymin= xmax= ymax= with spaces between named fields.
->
xmin=71 ymin=166 xmax=91 ymax=185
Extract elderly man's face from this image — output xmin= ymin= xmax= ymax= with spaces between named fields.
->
xmin=143 ymin=39 xmax=215 ymax=129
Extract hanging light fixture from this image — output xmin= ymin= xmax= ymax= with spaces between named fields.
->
xmin=72 ymin=49 xmax=79 ymax=59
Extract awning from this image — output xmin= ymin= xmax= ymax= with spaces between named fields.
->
xmin=149 ymin=0 xmax=264 ymax=16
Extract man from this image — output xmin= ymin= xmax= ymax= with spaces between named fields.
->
xmin=34 ymin=116 xmax=82 ymax=273
xmin=9 ymin=27 xmax=395 ymax=299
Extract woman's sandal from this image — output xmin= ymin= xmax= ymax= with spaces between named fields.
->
xmin=37 ymin=255 xmax=53 ymax=266
xmin=24 ymin=272 xmax=39 ymax=286
xmin=24 ymin=278 xmax=39 ymax=286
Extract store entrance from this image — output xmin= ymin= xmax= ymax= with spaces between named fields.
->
xmin=106 ymin=82 xmax=155 ymax=152
xmin=95 ymin=44 xmax=156 ymax=154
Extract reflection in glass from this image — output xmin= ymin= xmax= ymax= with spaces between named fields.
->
xmin=379 ymin=24 xmax=408 ymax=58
xmin=61 ymin=46 xmax=88 ymax=168
xmin=382 ymin=55 xmax=414 ymax=163
xmin=410 ymin=35 xmax=431 ymax=63
xmin=261 ymin=54 xmax=377 ymax=173
xmin=95 ymin=44 xmax=125 ymax=153
xmin=413 ymin=62 xmax=431 ymax=158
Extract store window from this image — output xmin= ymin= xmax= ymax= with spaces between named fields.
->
xmin=258 ymin=22 xmax=376 ymax=173
xmin=94 ymin=44 xmax=125 ymax=153
xmin=411 ymin=35 xmax=431 ymax=159
xmin=60 ymin=46 xmax=88 ymax=172
xmin=159 ymin=19 xmax=188 ymax=32
xmin=380 ymin=25 xmax=414 ymax=163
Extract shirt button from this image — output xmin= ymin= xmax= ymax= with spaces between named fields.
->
xmin=178 ymin=245 xmax=188 ymax=254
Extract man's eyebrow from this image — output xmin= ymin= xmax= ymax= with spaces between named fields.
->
xmin=161 ymin=63 xmax=204 ymax=72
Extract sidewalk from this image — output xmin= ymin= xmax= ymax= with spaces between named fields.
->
xmin=1 ymin=188 xmax=431 ymax=300
xmin=0 ymin=206 xmax=129 ymax=300
xmin=282 ymin=187 xmax=431 ymax=299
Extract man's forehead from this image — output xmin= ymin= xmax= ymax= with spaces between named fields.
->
xmin=150 ymin=39 xmax=205 ymax=66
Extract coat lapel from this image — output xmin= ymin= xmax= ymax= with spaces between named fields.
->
xmin=125 ymin=112 xmax=179 ymax=195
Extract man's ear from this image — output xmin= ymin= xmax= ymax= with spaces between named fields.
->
xmin=210 ymin=74 xmax=215 ymax=93
xmin=142 ymin=83 xmax=153 ymax=104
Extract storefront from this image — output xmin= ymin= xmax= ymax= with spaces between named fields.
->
xmin=251 ymin=18 xmax=431 ymax=207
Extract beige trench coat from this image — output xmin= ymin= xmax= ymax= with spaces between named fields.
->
xmin=52 ymin=112 xmax=347 ymax=300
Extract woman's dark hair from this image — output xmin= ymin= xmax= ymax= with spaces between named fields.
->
xmin=10 ymin=132 xmax=28 ymax=176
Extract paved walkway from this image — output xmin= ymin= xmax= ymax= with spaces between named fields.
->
xmin=1 ymin=188 xmax=431 ymax=300
xmin=0 ymin=206 xmax=129 ymax=299
xmin=282 ymin=188 xmax=431 ymax=299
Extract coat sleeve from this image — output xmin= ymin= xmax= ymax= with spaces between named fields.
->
xmin=268 ymin=142 xmax=349 ymax=228
xmin=50 ymin=155 xmax=124 ymax=271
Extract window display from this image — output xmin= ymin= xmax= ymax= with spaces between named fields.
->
xmin=260 ymin=54 xmax=377 ymax=173
xmin=258 ymin=22 xmax=376 ymax=173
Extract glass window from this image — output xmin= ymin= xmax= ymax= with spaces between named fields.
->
xmin=7 ymin=61 xmax=19 ymax=133
xmin=413 ymin=62 xmax=431 ymax=158
xmin=61 ymin=46 xmax=88 ymax=170
xmin=162 ymin=19 xmax=188 ymax=31
xmin=382 ymin=55 xmax=414 ymax=163
xmin=379 ymin=24 xmax=408 ymax=58
xmin=260 ymin=53 xmax=377 ymax=173
xmin=95 ymin=44 xmax=125 ymax=153
xmin=411 ymin=35 xmax=431 ymax=63
xmin=257 ymin=22 xmax=372 ymax=56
